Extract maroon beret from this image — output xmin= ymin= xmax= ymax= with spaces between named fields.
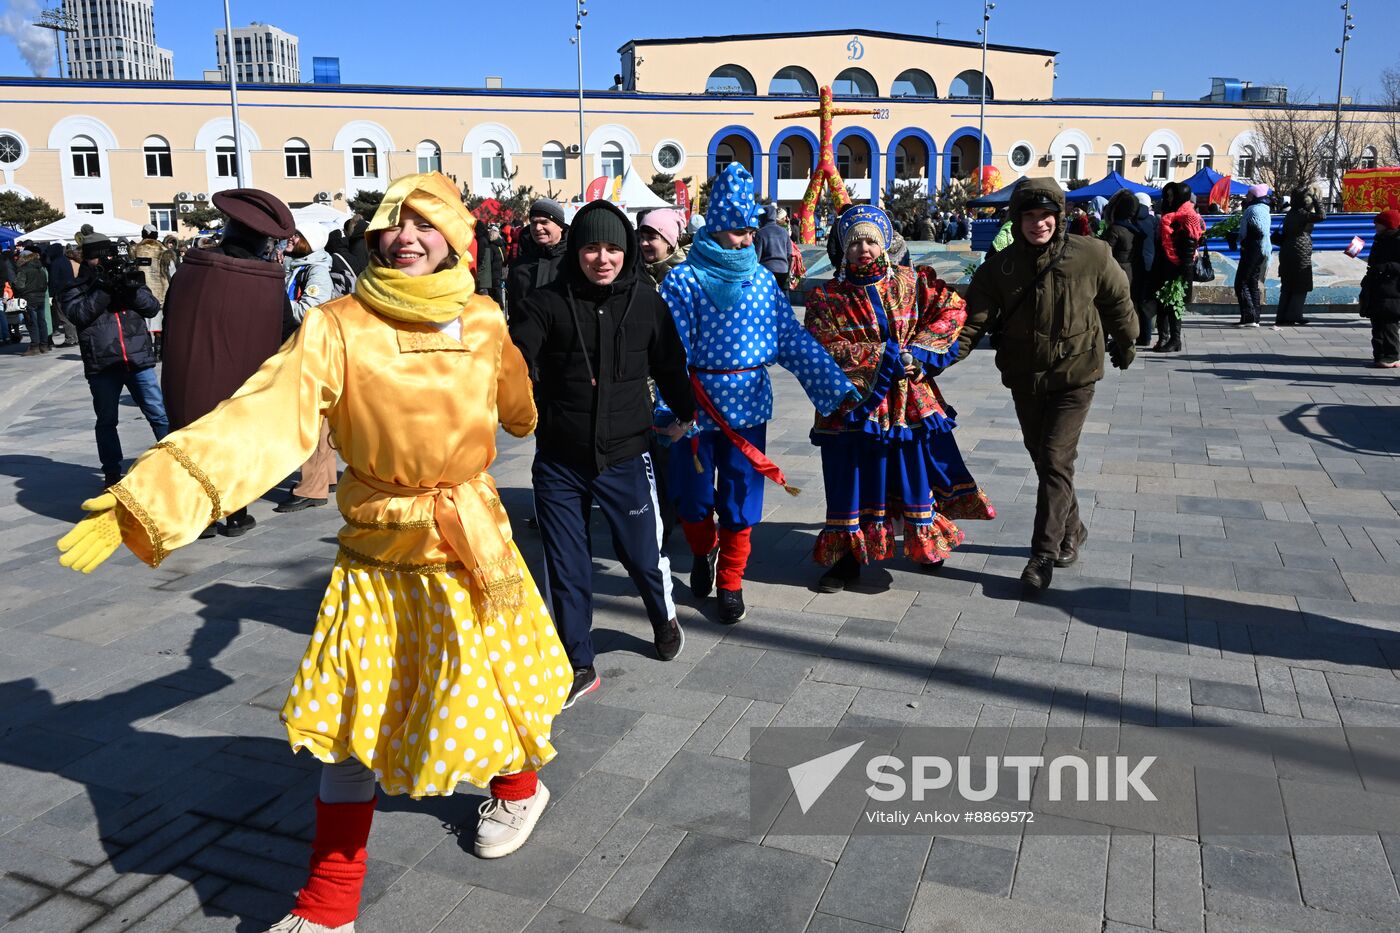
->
xmin=212 ymin=188 xmax=295 ymax=238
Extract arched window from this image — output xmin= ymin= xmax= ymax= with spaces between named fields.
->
xmin=285 ymin=138 xmax=311 ymax=178
xmin=1196 ymin=145 xmax=1214 ymax=172
xmin=950 ymin=70 xmax=993 ymax=99
xmin=542 ymin=142 xmax=566 ymax=180
xmin=416 ymin=140 xmax=441 ymax=174
xmin=1360 ymin=146 xmax=1379 ymax=169
xmin=777 ymin=143 xmax=795 ymax=179
xmin=1058 ymin=145 xmax=1080 ymax=182
xmin=714 ymin=142 xmax=736 ymax=173
xmin=1236 ymin=145 xmax=1255 ymax=179
xmin=705 ymin=64 xmax=755 ymax=95
xmin=949 ymin=147 xmax=963 ymax=179
xmin=1106 ymin=144 xmax=1126 ymax=176
xmin=71 ymin=135 xmax=100 ymax=177
xmin=891 ymin=69 xmax=937 ymax=98
xmin=1150 ymin=145 xmax=1171 ymax=182
xmin=215 ymin=136 xmax=239 ymax=178
xmin=351 ymin=139 xmax=378 ymax=179
xmin=768 ymin=66 xmax=817 ymax=96
xmin=143 ymin=135 xmax=171 ymax=177
xmin=601 ymin=142 xmax=625 ymax=178
xmin=833 ymin=67 xmax=877 ymax=98
xmin=479 ymin=141 xmax=505 ymax=180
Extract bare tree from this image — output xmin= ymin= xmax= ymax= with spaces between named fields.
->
xmin=1248 ymin=93 xmax=1329 ymax=193
xmin=1381 ymin=65 xmax=1400 ymax=163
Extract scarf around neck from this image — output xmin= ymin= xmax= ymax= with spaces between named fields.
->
xmin=688 ymin=230 xmax=758 ymax=312
xmin=354 ymin=260 xmax=476 ymax=324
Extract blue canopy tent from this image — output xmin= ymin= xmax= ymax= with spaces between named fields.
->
xmin=0 ymin=225 xmax=21 ymax=250
xmin=1064 ymin=172 xmax=1160 ymax=202
xmin=1182 ymin=167 xmax=1252 ymax=199
xmin=966 ymin=176 xmax=1026 ymax=208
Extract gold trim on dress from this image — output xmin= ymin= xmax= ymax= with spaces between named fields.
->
xmin=154 ymin=441 xmax=223 ymax=522
xmin=338 ymin=543 xmax=460 ymax=574
xmin=342 ymin=516 xmax=436 ymax=531
xmin=109 ymin=482 xmax=168 ymax=567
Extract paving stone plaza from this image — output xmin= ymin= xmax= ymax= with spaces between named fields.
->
xmin=2 ymin=307 xmax=1399 ymax=932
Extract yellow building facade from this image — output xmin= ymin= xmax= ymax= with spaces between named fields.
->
xmin=0 ymin=28 xmax=1389 ymax=232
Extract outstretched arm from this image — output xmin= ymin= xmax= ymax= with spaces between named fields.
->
xmin=774 ymin=287 xmax=858 ymax=416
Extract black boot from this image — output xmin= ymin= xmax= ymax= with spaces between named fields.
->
xmin=1150 ymin=310 xmax=1171 ymax=351
xmin=1020 ymin=556 xmax=1055 ymax=592
xmin=817 ymin=554 xmax=860 ymax=593
xmin=1163 ymin=317 xmax=1182 ymax=353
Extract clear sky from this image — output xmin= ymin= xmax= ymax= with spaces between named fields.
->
xmin=0 ymin=0 xmax=1395 ymax=104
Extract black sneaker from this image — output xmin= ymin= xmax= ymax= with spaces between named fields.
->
xmin=691 ymin=547 xmax=719 ymax=600
xmin=653 ymin=618 xmax=685 ymax=661
xmin=1020 ymin=556 xmax=1055 ymax=591
xmin=563 ymin=666 xmax=600 ymax=709
xmin=1055 ymin=524 xmax=1089 ymax=568
xmin=717 ymin=587 xmax=746 ymax=625
xmin=817 ymin=554 xmax=860 ymax=593
xmin=103 ymin=471 xmax=122 ymax=487
xmin=274 ymin=494 xmax=328 ymax=513
xmin=220 ymin=514 xmax=258 ymax=537
xmin=198 ymin=524 xmax=218 ymax=540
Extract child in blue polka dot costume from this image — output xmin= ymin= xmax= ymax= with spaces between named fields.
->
xmin=659 ymin=164 xmax=858 ymax=623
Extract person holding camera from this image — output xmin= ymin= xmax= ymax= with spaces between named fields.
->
xmin=59 ymin=231 xmax=169 ymax=487
xmin=959 ymin=178 xmax=1137 ymax=592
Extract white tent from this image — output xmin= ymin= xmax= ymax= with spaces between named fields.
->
xmin=22 ymin=211 xmax=145 ymax=243
xmin=561 ymin=168 xmax=676 ymax=225
xmin=292 ymin=202 xmax=352 ymax=232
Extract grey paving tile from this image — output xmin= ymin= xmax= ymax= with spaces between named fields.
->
xmin=921 ymin=837 xmax=1017 ymax=897
xmin=818 ymin=834 xmax=930 ymax=929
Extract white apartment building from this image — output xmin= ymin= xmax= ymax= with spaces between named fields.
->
xmin=61 ymin=0 xmax=173 ymax=82
xmin=214 ymin=22 xmax=300 ymax=85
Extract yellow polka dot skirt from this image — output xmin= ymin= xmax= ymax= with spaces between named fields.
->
xmin=281 ymin=544 xmax=569 ymax=797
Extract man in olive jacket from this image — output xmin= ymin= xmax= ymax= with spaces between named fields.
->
xmin=959 ymin=178 xmax=1138 ymax=591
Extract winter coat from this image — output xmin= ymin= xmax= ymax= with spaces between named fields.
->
xmin=60 ymin=264 xmax=160 ymax=376
xmin=1103 ymin=222 xmax=1136 ymax=285
xmin=505 ymin=237 xmax=568 ymax=317
xmin=474 ymin=235 xmax=498 ymax=293
xmin=1241 ymin=202 xmax=1272 ymax=263
xmin=1360 ymin=228 xmax=1400 ymax=322
xmin=914 ymin=216 xmax=935 ymax=241
xmin=755 ymin=218 xmax=791 ymax=277
xmin=160 ymin=243 xmax=289 ymax=430
xmin=1278 ymin=203 xmax=1326 ymax=292
xmin=510 ymin=201 xmax=696 ymax=473
xmin=639 ymin=245 xmax=687 ymax=290
xmin=44 ymin=243 xmax=74 ymax=298
xmin=13 ymin=253 xmax=47 ymax=311
xmin=131 ymin=238 xmax=172 ymax=305
xmin=284 ymin=249 xmax=334 ymax=323
xmin=344 ymin=216 xmax=369 ymax=274
xmin=960 ymin=177 xmax=1138 ymax=396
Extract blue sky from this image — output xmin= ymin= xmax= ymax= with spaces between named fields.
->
xmin=0 ymin=0 xmax=1395 ymax=103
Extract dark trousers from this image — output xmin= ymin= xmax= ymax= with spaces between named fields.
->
xmin=1135 ymin=294 xmax=1155 ymax=345
xmin=22 ymin=299 xmax=49 ymax=346
xmin=1275 ymin=284 xmax=1307 ymax=325
xmin=1235 ymin=253 xmax=1264 ymax=323
xmin=1373 ymin=319 xmax=1400 ymax=364
xmin=533 ymin=452 xmax=675 ymax=669
xmin=87 ymin=365 xmax=169 ymax=475
xmin=1012 ymin=385 xmax=1095 ymax=559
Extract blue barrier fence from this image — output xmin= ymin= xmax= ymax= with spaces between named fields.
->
xmin=970 ymin=213 xmax=1379 ymax=259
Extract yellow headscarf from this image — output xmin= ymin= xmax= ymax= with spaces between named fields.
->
xmin=355 ymin=172 xmax=478 ymax=324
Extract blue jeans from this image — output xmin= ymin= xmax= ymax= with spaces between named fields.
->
xmin=87 ymin=366 xmax=169 ymax=475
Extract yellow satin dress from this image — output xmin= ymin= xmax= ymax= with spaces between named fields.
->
xmin=109 ymin=293 xmax=567 ymax=797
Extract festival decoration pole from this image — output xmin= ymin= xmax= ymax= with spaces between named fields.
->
xmin=775 ymin=86 xmax=880 ymax=244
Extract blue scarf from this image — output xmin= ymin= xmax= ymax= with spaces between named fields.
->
xmin=687 ymin=229 xmax=758 ymax=312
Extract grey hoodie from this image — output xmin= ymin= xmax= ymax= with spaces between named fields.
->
xmin=284 ymin=248 xmax=334 ymax=323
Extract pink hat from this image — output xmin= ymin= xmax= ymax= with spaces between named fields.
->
xmin=1246 ymin=184 xmax=1271 ymax=202
xmin=638 ymin=208 xmax=684 ymax=248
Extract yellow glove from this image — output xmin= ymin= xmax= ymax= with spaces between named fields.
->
xmin=57 ymin=493 xmax=123 ymax=574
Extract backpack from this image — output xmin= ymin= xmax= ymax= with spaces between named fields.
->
xmin=327 ymin=252 xmax=356 ymax=299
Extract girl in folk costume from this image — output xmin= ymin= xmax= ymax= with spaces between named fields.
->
xmin=805 ymin=205 xmax=995 ymax=592
xmin=659 ymin=163 xmax=857 ymax=624
xmin=57 ymin=173 xmax=568 ymax=931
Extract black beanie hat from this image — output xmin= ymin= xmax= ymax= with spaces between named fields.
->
xmin=528 ymin=198 xmax=567 ymax=228
xmin=572 ymin=206 xmax=630 ymax=254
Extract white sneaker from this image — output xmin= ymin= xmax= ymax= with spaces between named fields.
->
xmin=265 ymin=916 xmax=354 ymax=932
xmin=474 ymin=782 xmax=550 ymax=859
xmin=1248 ymin=322 xmax=1261 ymax=327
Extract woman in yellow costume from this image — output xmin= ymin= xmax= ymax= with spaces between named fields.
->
xmin=57 ymin=173 xmax=567 ymax=932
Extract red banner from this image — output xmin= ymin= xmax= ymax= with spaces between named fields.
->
xmin=584 ymin=176 xmax=609 ymax=203
xmin=675 ymin=181 xmax=690 ymax=218
xmin=1208 ymin=175 xmax=1233 ymax=211
xmin=1342 ymin=168 xmax=1400 ymax=213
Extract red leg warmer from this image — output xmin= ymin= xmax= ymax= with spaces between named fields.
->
xmin=716 ymin=526 xmax=752 ymax=591
xmin=681 ymin=517 xmax=718 ymax=557
xmin=490 ymin=771 xmax=539 ymax=801
xmin=291 ymin=798 xmax=376 ymax=928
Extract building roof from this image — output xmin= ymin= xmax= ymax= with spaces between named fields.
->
xmin=618 ymin=28 xmax=1057 ymax=58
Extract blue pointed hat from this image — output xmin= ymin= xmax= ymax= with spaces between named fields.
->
xmin=705 ymin=163 xmax=762 ymax=232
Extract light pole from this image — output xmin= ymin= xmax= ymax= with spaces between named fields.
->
xmin=570 ymin=0 xmax=588 ymax=202
xmin=976 ymin=1 xmax=995 ymax=191
xmin=222 ymin=0 xmax=247 ymax=187
xmin=1327 ymin=0 xmax=1354 ymax=210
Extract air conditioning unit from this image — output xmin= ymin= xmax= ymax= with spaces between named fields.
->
xmin=195 ymin=192 xmax=209 ymax=202
xmin=314 ymin=191 xmax=331 ymax=203
xmin=566 ymin=144 xmax=581 ymax=155
xmin=1134 ymin=154 xmax=1147 ymax=165
xmin=178 ymin=203 xmax=194 ymax=213
xmin=1038 ymin=154 xmax=1054 ymax=166
xmin=1173 ymin=154 xmax=1193 ymax=165
xmin=175 ymin=191 xmax=192 ymax=202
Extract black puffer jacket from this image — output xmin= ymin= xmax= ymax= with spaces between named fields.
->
xmin=1278 ymin=200 xmax=1326 ymax=292
xmin=510 ymin=201 xmax=696 ymax=473
xmin=506 ymin=236 xmax=568 ymax=317
xmin=60 ymin=264 xmax=161 ymax=375
xmin=1360 ymin=228 xmax=1400 ymax=322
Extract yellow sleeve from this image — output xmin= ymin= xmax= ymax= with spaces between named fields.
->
xmin=497 ymin=334 xmax=537 ymax=438
xmin=110 ymin=308 xmax=346 ymax=566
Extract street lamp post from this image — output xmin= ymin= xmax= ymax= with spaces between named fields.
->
xmin=570 ymin=0 xmax=588 ymax=202
xmin=1327 ymin=0 xmax=1354 ymax=211
xmin=222 ymin=0 xmax=247 ymax=187
xmin=976 ymin=1 xmax=995 ymax=191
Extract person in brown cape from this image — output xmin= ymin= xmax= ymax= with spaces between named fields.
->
xmin=160 ymin=188 xmax=297 ymax=537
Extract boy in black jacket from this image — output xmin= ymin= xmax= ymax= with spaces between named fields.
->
xmin=510 ymin=201 xmax=697 ymax=708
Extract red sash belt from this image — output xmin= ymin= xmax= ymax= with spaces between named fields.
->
xmin=688 ymin=368 xmax=801 ymax=497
